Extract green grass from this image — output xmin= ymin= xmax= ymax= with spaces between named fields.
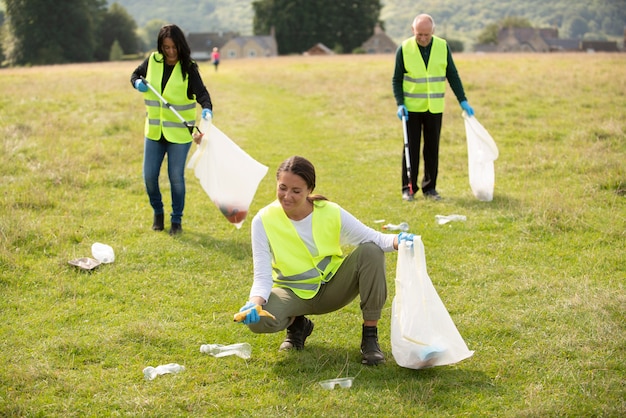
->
xmin=1 ymin=53 xmax=625 ymax=417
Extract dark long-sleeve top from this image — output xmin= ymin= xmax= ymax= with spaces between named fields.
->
xmin=392 ymin=39 xmax=467 ymax=107
xmin=130 ymin=56 xmax=213 ymax=110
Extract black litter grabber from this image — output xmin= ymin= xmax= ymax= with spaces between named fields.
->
xmin=402 ymin=114 xmax=414 ymax=198
xmin=139 ymin=76 xmax=202 ymax=136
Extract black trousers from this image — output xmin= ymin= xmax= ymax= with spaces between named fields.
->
xmin=402 ymin=111 xmax=443 ymax=195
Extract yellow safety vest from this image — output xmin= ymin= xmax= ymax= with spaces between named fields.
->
xmin=144 ymin=52 xmax=197 ymax=143
xmin=401 ymin=36 xmax=448 ymax=114
xmin=260 ymin=200 xmax=345 ymax=299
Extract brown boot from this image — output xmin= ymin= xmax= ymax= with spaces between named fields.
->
xmin=361 ymin=325 xmax=385 ymax=365
xmin=279 ymin=316 xmax=314 ymax=351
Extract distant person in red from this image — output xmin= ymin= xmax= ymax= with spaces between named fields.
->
xmin=211 ymin=47 xmax=220 ymax=72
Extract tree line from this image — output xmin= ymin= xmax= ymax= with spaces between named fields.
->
xmin=0 ymin=0 xmax=385 ymax=66
xmin=2 ymin=0 xmax=623 ymax=67
xmin=1 ymin=0 xmax=139 ymax=66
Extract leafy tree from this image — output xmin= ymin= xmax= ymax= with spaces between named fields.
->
xmin=109 ymin=39 xmax=124 ymax=61
xmin=252 ymin=0 xmax=383 ymax=55
xmin=446 ymin=38 xmax=464 ymax=52
xmin=566 ymin=16 xmax=589 ymax=39
xmin=139 ymin=19 xmax=169 ymax=52
xmin=95 ymin=2 xmax=139 ymax=61
xmin=3 ymin=0 xmax=107 ymax=65
xmin=477 ymin=16 xmax=532 ymax=45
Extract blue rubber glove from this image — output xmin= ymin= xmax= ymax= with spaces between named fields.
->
xmin=398 ymin=232 xmax=415 ymax=243
xmin=238 ymin=302 xmax=260 ymax=325
xmin=202 ymin=108 xmax=213 ymax=120
xmin=397 ymin=105 xmax=408 ymax=120
xmin=460 ymin=100 xmax=474 ymax=117
xmin=134 ymin=79 xmax=148 ymax=92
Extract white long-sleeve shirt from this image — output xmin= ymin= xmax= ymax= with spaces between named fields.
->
xmin=249 ymin=204 xmax=397 ymax=302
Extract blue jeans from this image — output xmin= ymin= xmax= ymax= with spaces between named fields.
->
xmin=143 ymin=137 xmax=192 ymax=224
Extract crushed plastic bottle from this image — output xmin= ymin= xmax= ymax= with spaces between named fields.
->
xmin=200 ymin=343 xmax=252 ymax=359
xmin=435 ymin=215 xmax=467 ymax=225
xmin=318 ymin=377 xmax=354 ymax=390
xmin=382 ymin=222 xmax=409 ymax=232
xmin=91 ymin=242 xmax=115 ymax=263
xmin=143 ymin=363 xmax=185 ymax=380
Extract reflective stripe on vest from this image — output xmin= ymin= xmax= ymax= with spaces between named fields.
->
xmin=402 ymin=36 xmax=448 ymax=113
xmin=260 ymin=200 xmax=345 ymax=299
xmin=144 ymin=52 xmax=196 ymax=143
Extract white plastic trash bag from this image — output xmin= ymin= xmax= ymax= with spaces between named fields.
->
xmin=463 ymin=112 xmax=498 ymax=202
xmin=187 ymin=118 xmax=268 ymax=229
xmin=391 ymin=237 xmax=474 ymax=369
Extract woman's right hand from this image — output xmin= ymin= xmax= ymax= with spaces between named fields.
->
xmin=237 ymin=301 xmax=260 ymax=324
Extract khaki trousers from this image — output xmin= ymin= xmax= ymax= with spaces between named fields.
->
xmin=248 ymin=242 xmax=388 ymax=334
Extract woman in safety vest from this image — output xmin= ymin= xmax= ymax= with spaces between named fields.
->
xmin=237 ymin=156 xmax=415 ymax=365
xmin=131 ymin=24 xmax=213 ymax=235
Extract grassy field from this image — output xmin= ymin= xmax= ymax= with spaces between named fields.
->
xmin=0 ymin=52 xmax=624 ymax=417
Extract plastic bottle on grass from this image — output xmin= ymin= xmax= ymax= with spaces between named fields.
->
xmin=143 ymin=363 xmax=185 ymax=380
xmin=200 ymin=343 xmax=252 ymax=359
xmin=382 ymin=222 xmax=409 ymax=232
xmin=435 ymin=214 xmax=467 ymax=225
xmin=91 ymin=242 xmax=115 ymax=263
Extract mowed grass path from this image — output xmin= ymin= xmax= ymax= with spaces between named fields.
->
xmin=0 ymin=53 xmax=624 ymax=416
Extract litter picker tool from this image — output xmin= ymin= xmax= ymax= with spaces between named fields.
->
xmin=139 ymin=76 xmax=202 ymax=136
xmin=233 ymin=305 xmax=276 ymax=322
xmin=402 ymin=114 xmax=414 ymax=198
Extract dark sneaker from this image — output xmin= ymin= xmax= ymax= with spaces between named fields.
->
xmin=402 ymin=191 xmax=414 ymax=202
xmin=361 ymin=325 xmax=385 ymax=365
xmin=169 ymin=223 xmax=182 ymax=235
xmin=279 ymin=316 xmax=314 ymax=351
xmin=423 ymin=190 xmax=442 ymax=201
xmin=152 ymin=214 xmax=164 ymax=231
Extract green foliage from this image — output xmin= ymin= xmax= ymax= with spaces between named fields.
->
xmin=252 ymin=0 xmax=382 ymax=54
xmin=446 ymin=38 xmax=464 ymax=52
xmin=138 ymin=18 xmax=169 ymax=52
xmin=566 ymin=15 xmax=590 ymax=39
xmin=2 ymin=0 xmax=141 ymax=65
xmin=95 ymin=2 xmax=139 ymax=61
xmin=0 ymin=54 xmax=625 ymax=416
xmin=108 ymin=0 xmax=252 ymax=34
xmin=476 ymin=16 xmax=532 ymax=45
xmin=3 ymin=0 xmax=106 ymax=65
xmin=109 ymin=39 xmax=124 ymax=60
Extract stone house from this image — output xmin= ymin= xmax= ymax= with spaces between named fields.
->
xmin=581 ymin=40 xmax=619 ymax=52
xmin=361 ymin=25 xmax=397 ymax=54
xmin=221 ymin=34 xmax=278 ymax=58
xmin=188 ymin=32 xmax=239 ymax=60
xmin=304 ymin=43 xmax=335 ymax=55
xmin=497 ymin=27 xmax=558 ymax=52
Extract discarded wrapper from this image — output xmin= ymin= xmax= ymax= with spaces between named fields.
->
xmin=68 ymin=257 xmax=101 ymax=271
xmin=319 ymin=377 xmax=354 ymax=390
xmin=435 ymin=214 xmax=467 ymax=225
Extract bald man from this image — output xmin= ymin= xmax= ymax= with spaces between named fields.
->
xmin=392 ymin=14 xmax=474 ymax=201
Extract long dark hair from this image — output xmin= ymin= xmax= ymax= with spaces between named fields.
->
xmin=276 ymin=156 xmax=328 ymax=202
xmin=156 ymin=24 xmax=194 ymax=79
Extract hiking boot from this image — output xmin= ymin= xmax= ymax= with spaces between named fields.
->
xmin=152 ymin=214 xmax=164 ymax=231
xmin=279 ymin=316 xmax=314 ymax=351
xmin=169 ymin=222 xmax=182 ymax=236
xmin=361 ymin=325 xmax=385 ymax=365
